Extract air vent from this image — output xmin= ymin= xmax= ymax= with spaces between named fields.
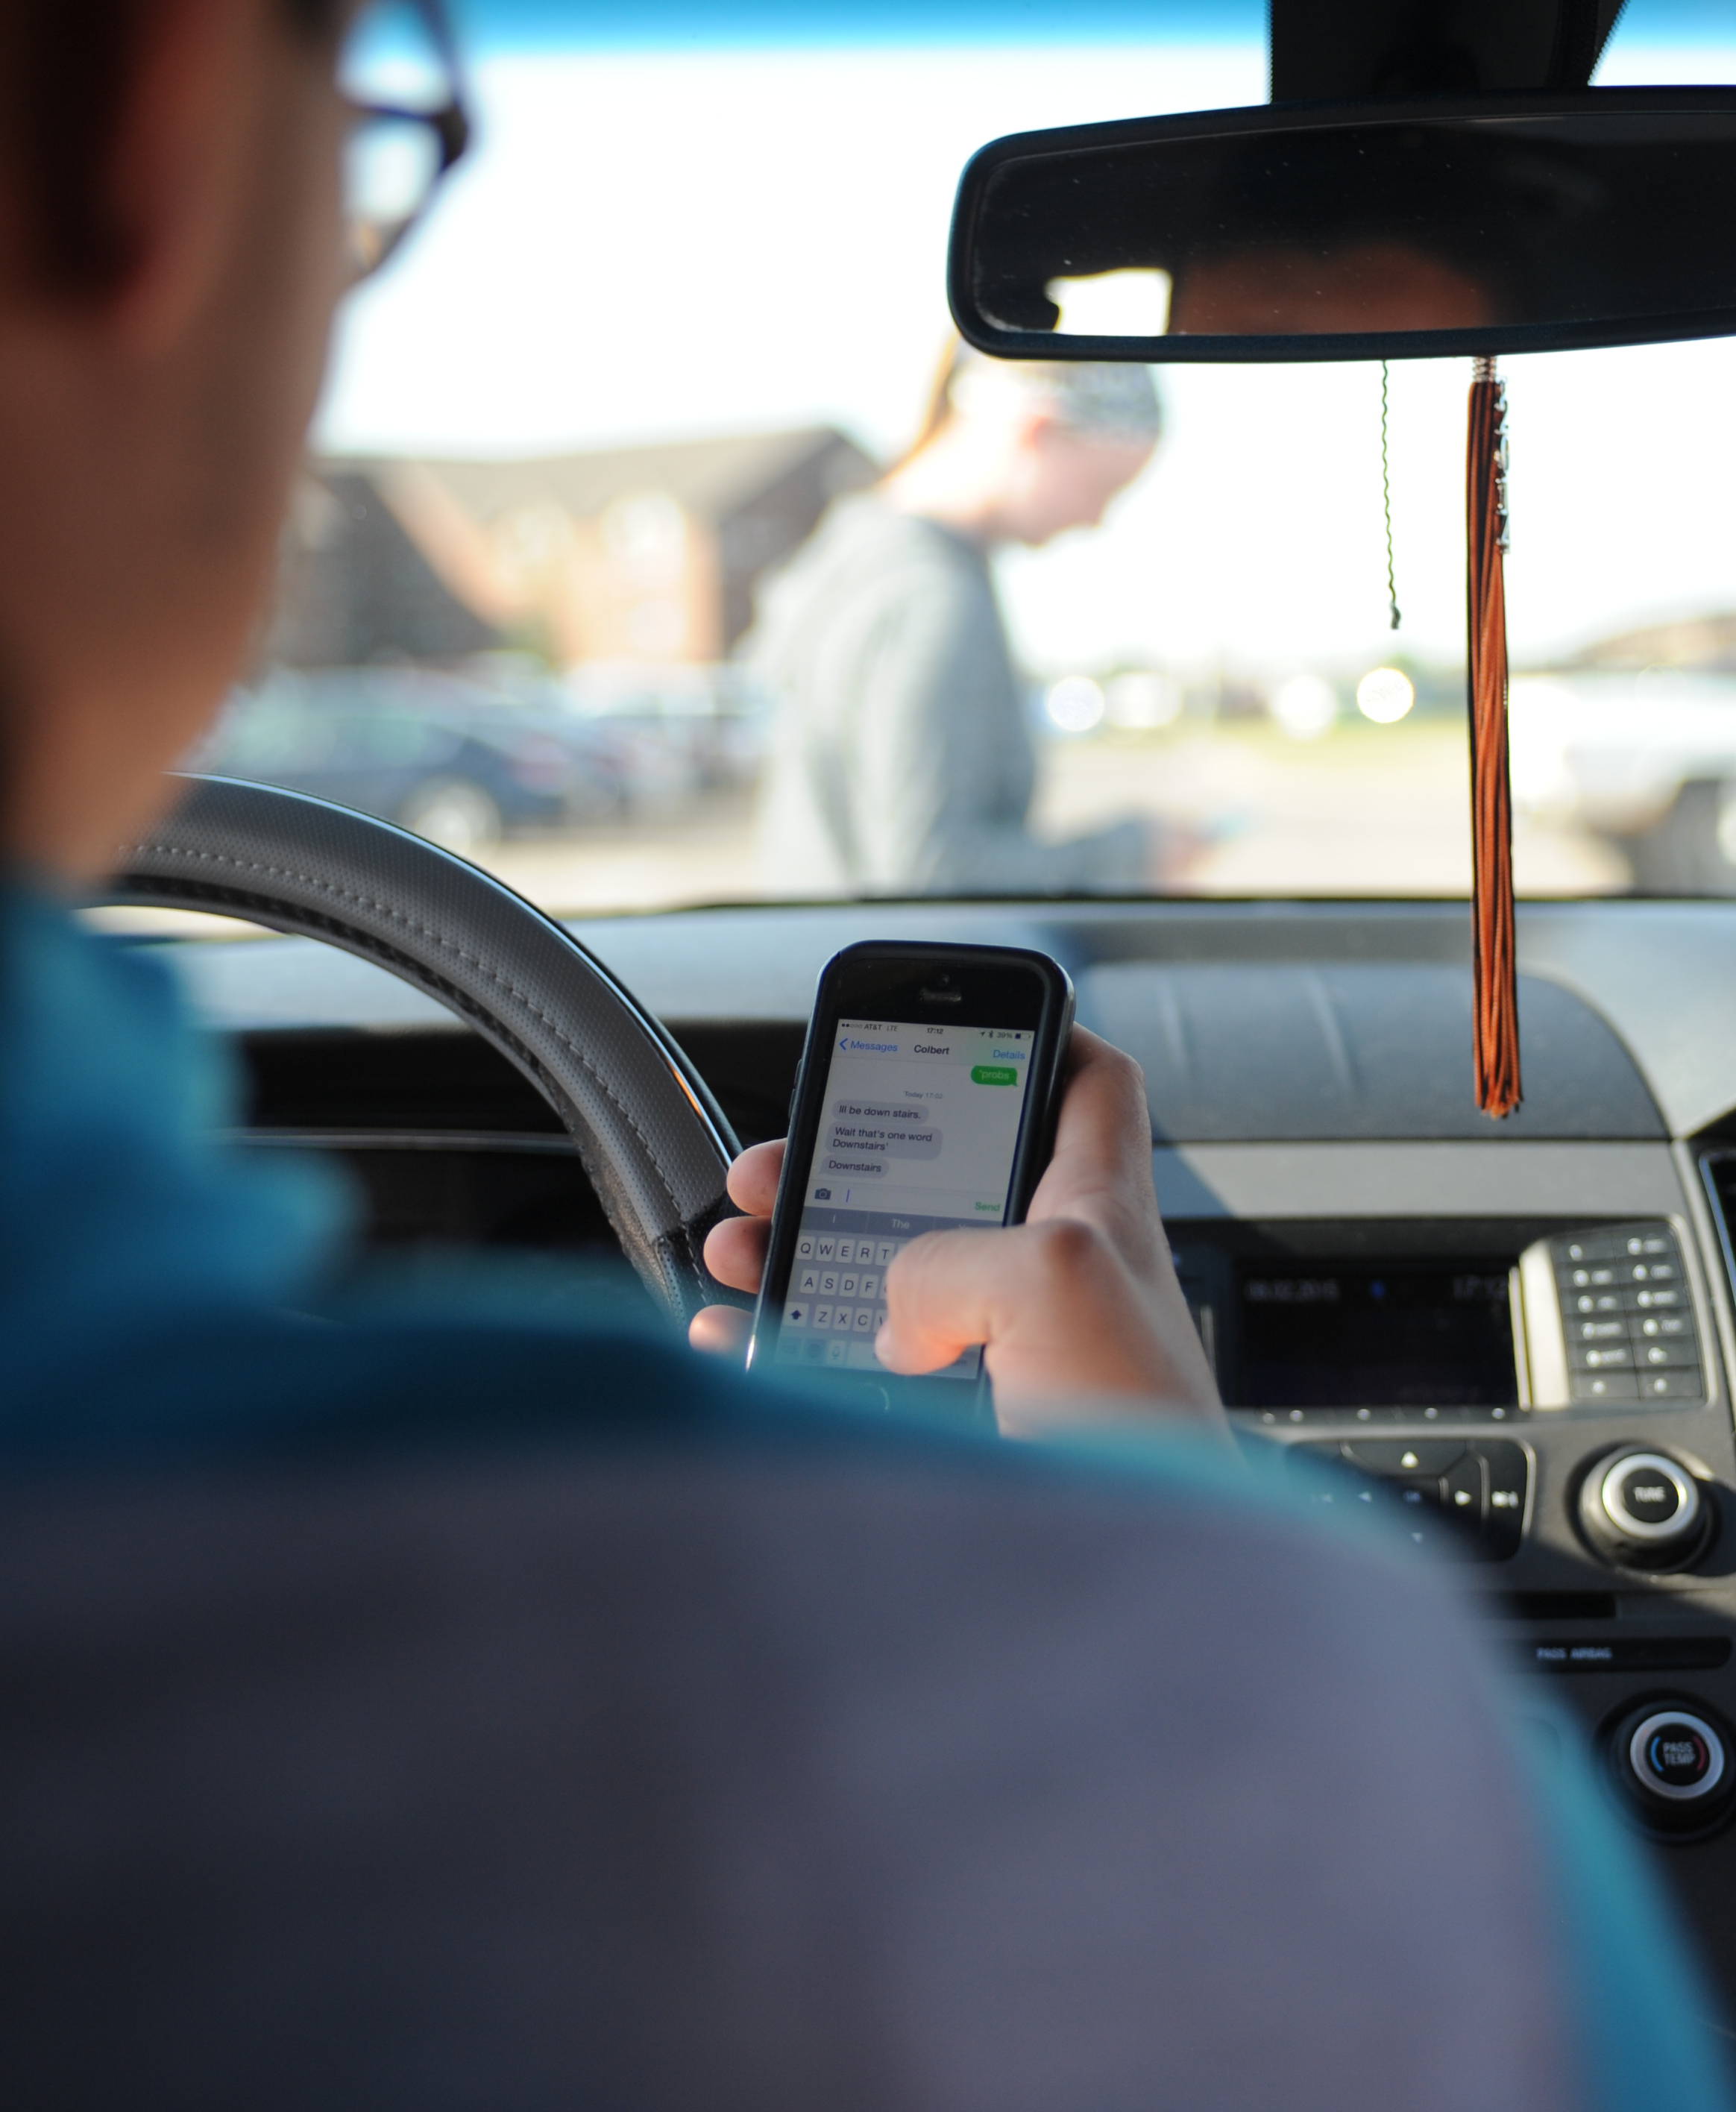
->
xmin=1699 ymin=1152 xmax=1736 ymax=1312
xmin=1496 ymin=1591 xmax=1617 ymax=1622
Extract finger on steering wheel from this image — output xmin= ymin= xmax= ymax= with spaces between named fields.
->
xmin=726 ymin=1139 xmax=784 ymax=1215
xmin=703 ymin=1210 xmax=770 ymax=1295
xmin=700 ymin=1138 xmax=784 ymax=1292
xmin=689 ymin=1303 xmax=753 ymax=1358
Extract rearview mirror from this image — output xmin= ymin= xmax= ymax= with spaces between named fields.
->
xmin=949 ymin=89 xmax=1736 ymax=362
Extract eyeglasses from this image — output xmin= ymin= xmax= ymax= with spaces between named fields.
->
xmin=342 ymin=0 xmax=472 ymax=283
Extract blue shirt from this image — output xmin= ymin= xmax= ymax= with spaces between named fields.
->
xmin=1 ymin=879 xmax=1730 ymax=2109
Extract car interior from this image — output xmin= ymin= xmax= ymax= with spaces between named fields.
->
xmin=97 ymin=0 xmax=1736 ymax=2014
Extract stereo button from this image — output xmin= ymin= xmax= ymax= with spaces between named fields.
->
xmin=1575 ymin=1344 xmax=1635 ymax=1370
xmin=1576 ymin=1319 xmax=1628 ymax=1342
xmin=1630 ymin=1711 xmax=1726 ymax=1802
xmin=1342 ymin=1439 xmax=1463 ymax=1475
xmin=1479 ymin=1442 xmax=1528 ymax=1556
xmin=1571 ymin=1372 xmax=1639 ymax=1402
xmin=1641 ymin=1371 xmax=1705 ymax=1401
xmin=1442 ymin=1453 xmax=1484 ymax=1516
xmin=1609 ymin=1702 xmax=1735 ymax=1835
xmin=1613 ymin=1466 xmax=1682 ymax=1527
xmin=1580 ymin=1448 xmax=1710 ymax=1568
xmin=1637 ymin=1339 xmax=1700 ymax=1367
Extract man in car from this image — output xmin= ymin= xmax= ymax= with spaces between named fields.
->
xmin=749 ymin=342 xmax=1177 ymax=896
xmin=0 ymin=2 xmax=1727 ymax=2106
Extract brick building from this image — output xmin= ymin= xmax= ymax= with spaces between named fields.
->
xmin=271 ymin=426 xmax=877 ymax=673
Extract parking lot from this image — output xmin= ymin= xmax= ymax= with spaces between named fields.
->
xmin=478 ymin=722 xmax=1626 ymax=915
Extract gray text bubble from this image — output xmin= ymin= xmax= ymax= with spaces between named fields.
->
xmin=826 ymin=1115 xmax=941 ymax=1162
xmin=829 ymin=1099 xmax=943 ymax=1161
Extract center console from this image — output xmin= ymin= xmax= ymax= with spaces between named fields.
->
xmin=1174 ymin=1216 xmax=1709 ymax=1426
xmin=1175 ymin=1210 xmax=1736 ymax=1867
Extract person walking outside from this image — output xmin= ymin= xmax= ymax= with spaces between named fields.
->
xmin=750 ymin=345 xmax=1174 ymax=896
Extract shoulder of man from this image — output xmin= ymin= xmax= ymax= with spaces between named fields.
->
xmin=0 ymin=1344 xmax=1638 ymax=2112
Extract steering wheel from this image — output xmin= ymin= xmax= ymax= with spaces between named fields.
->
xmin=112 ymin=775 xmax=741 ymax=1321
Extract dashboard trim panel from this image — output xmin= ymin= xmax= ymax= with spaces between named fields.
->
xmin=1154 ymin=1142 xmax=1687 ymax=1222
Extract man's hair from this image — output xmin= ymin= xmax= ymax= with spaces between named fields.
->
xmin=6 ymin=0 xmax=347 ymax=294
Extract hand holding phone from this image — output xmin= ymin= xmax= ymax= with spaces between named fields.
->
xmin=694 ymin=944 xmax=1223 ymax=1440
xmin=744 ymin=943 xmax=1074 ymax=1414
xmin=867 ymin=1034 xmax=1221 ymax=1436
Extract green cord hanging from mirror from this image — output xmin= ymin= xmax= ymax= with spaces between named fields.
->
xmin=1380 ymin=362 xmax=1400 ymax=632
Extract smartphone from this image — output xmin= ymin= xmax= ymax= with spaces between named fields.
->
xmin=746 ymin=940 xmax=1076 ymax=1412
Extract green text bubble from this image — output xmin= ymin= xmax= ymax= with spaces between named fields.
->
xmin=971 ymin=1064 xmax=1019 ymax=1086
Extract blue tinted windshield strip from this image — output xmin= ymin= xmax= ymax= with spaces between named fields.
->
xmin=450 ymin=0 xmax=1732 ymax=57
xmin=451 ymin=0 xmax=1262 ymax=51
xmin=1611 ymin=0 xmax=1736 ymax=43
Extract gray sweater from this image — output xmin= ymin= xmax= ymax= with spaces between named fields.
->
xmin=749 ymin=497 xmax=1148 ymax=896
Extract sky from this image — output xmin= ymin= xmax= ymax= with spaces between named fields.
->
xmin=318 ymin=25 xmax=1736 ymax=683
xmin=433 ymin=0 xmax=1736 ymax=54
xmin=440 ymin=0 xmax=1265 ymax=51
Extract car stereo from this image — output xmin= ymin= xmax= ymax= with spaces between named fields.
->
xmin=1179 ymin=1215 xmax=1734 ymax=1858
xmin=1174 ymin=1217 xmax=1709 ymax=1423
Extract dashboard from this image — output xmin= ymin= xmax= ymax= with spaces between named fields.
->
xmin=155 ymin=892 xmax=1736 ymax=1988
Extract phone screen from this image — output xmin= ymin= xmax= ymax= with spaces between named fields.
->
xmin=770 ymin=1016 xmax=1037 ymax=1382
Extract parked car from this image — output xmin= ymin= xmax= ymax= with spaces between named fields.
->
xmin=191 ymin=668 xmax=629 ymax=853
xmin=1510 ymin=668 xmax=1736 ymax=892
xmin=559 ymin=661 xmax=773 ymax=809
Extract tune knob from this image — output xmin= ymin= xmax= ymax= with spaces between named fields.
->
xmin=1578 ymin=1448 xmax=1711 ymax=1570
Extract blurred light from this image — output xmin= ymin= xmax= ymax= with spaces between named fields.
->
xmin=1271 ymin=673 xmax=1339 ymax=741
xmin=1046 ymin=268 xmax=1173 ymax=336
xmin=1356 ymin=666 xmax=1416 ymax=724
xmin=1045 ymin=674 xmax=1107 ymax=733
xmin=1506 ymin=678 xmax=1580 ymax=813
xmin=1105 ymin=670 xmax=1183 ymax=730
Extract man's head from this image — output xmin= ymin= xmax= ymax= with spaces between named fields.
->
xmin=0 ymin=0 xmax=353 ymax=879
xmin=890 ymin=346 xmax=1163 ymax=548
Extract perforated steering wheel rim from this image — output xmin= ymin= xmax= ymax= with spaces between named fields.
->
xmin=111 ymin=775 xmax=740 ymax=1320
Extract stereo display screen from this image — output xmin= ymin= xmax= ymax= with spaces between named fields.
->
xmin=1235 ymin=1260 xmax=1518 ymax=1408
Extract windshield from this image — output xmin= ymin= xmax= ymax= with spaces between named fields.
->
xmin=200 ymin=0 xmax=1736 ymax=914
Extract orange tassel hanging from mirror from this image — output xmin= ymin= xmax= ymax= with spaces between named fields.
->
xmin=1466 ymin=356 xmax=1522 ymax=1119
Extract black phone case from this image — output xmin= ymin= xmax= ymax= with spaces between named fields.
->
xmin=746 ymin=940 xmax=1076 ymax=1410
